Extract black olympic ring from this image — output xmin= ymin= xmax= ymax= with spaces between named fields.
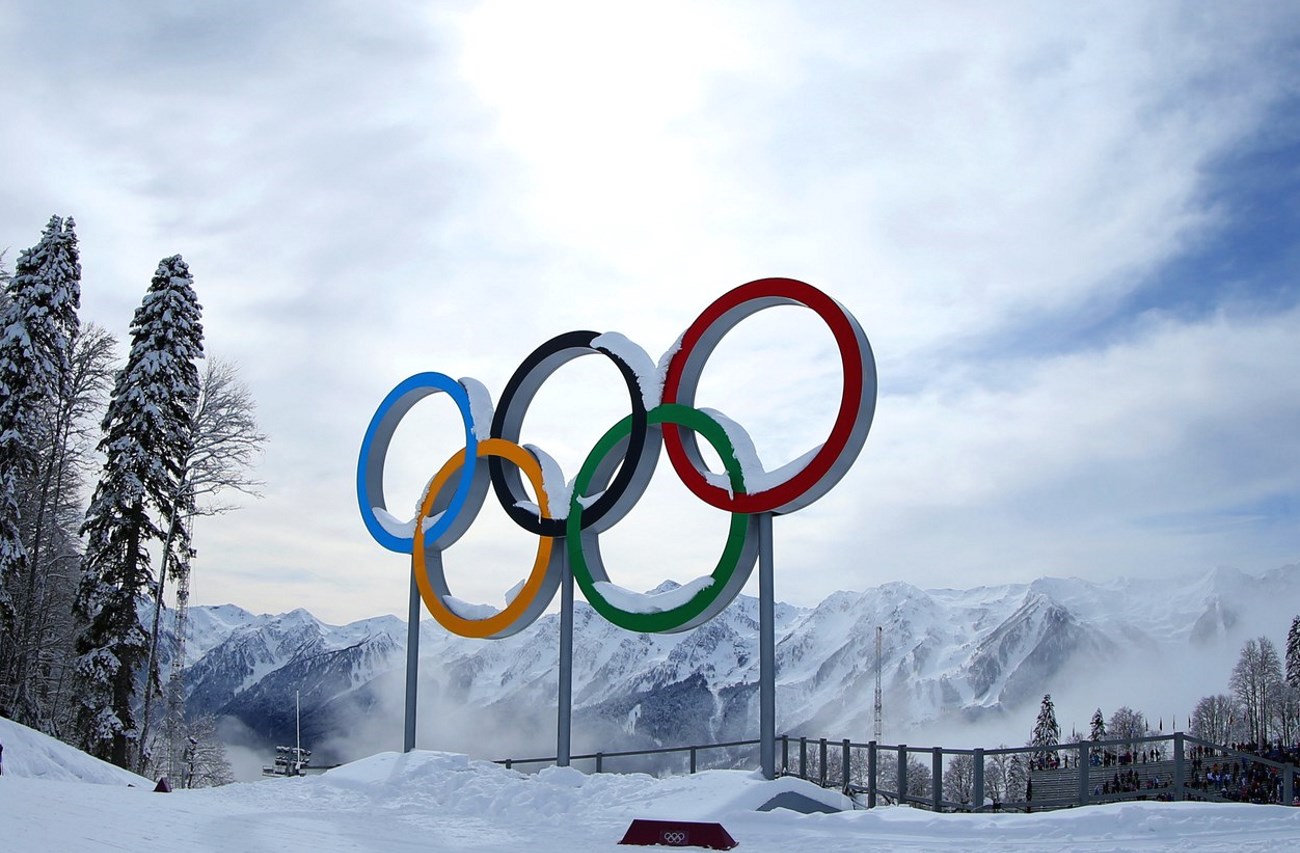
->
xmin=488 ymin=330 xmax=659 ymax=538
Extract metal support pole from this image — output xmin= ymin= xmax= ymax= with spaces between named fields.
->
xmin=932 ymin=747 xmax=942 ymax=812
xmin=404 ymin=564 xmax=421 ymax=753
xmin=557 ymin=550 xmax=573 ymax=767
xmin=690 ymin=747 xmax=697 ymax=774
xmin=841 ymin=739 xmax=851 ymax=793
xmin=1078 ymin=742 xmax=1089 ymax=806
xmin=759 ymin=512 xmax=776 ymax=780
xmin=898 ymin=745 xmax=908 ymax=803
xmin=799 ymin=737 xmax=808 ymax=779
xmin=820 ymin=738 xmax=829 ymax=787
xmin=782 ymin=735 xmax=789 ymax=773
xmin=1174 ymin=733 xmax=1185 ymax=800
xmin=973 ymin=748 xmax=984 ymax=812
xmin=868 ymin=741 xmax=878 ymax=808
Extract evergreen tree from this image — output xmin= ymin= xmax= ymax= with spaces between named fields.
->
xmin=1089 ymin=707 xmax=1106 ymax=762
xmin=1286 ymin=615 xmax=1300 ymax=688
xmin=0 ymin=216 xmax=80 ymax=715
xmin=1089 ymin=708 xmax=1106 ymax=741
xmin=1030 ymin=693 xmax=1061 ymax=768
xmin=74 ymin=255 xmax=203 ymax=767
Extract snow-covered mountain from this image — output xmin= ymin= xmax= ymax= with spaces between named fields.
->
xmin=176 ymin=564 xmax=1300 ymax=764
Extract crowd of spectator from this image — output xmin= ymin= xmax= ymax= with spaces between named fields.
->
xmin=1184 ymin=741 xmax=1300 ymax=806
xmin=1037 ymin=739 xmax=1300 ymax=807
xmin=1095 ymin=767 xmax=1171 ymax=798
xmin=1089 ymin=746 xmax=1165 ymax=767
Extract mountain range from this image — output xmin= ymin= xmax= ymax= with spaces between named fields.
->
xmin=172 ymin=564 xmax=1300 ymax=767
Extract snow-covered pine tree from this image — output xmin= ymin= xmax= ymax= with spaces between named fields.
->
xmin=1088 ymin=707 xmax=1106 ymax=761
xmin=1089 ymin=708 xmax=1106 ymax=741
xmin=1286 ymin=615 xmax=1300 ymax=688
xmin=1030 ymin=693 xmax=1061 ymax=769
xmin=0 ymin=216 xmax=80 ymax=716
xmin=74 ymin=255 xmax=203 ymax=767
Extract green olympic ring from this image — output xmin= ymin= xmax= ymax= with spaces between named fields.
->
xmin=567 ymin=404 xmax=761 ymax=634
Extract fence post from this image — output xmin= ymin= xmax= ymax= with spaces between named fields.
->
xmin=842 ymin=739 xmax=852 ymax=793
xmin=1078 ymin=741 xmax=1089 ymax=807
xmin=800 ymin=737 xmax=808 ymax=780
xmin=898 ymin=745 xmax=908 ymax=804
xmin=868 ymin=741 xmax=878 ymax=809
xmin=973 ymin=748 xmax=984 ymax=812
xmin=932 ymin=747 xmax=942 ymax=812
xmin=595 ymin=752 xmax=603 ymax=774
xmin=690 ymin=747 xmax=697 ymax=775
xmin=782 ymin=735 xmax=789 ymax=774
xmin=1285 ymin=766 xmax=1294 ymax=807
xmin=819 ymin=738 xmax=828 ymax=787
xmin=1173 ymin=733 xmax=1184 ymax=801
xmin=504 ymin=759 xmax=512 ymax=770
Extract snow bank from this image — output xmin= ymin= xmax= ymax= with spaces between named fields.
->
xmin=4 ymin=740 xmax=1300 ymax=851
xmin=0 ymin=715 xmax=152 ymax=786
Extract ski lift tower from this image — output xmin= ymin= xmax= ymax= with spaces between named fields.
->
xmin=874 ymin=626 xmax=883 ymax=742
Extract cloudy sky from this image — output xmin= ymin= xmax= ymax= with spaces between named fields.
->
xmin=2 ymin=1 xmax=1298 ymax=626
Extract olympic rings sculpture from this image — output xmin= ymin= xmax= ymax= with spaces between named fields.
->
xmin=357 ymin=278 xmax=876 ymax=638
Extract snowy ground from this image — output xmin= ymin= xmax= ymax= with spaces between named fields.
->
xmin=3 ymin=717 xmax=1300 ymax=852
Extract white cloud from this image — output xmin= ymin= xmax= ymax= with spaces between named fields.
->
xmin=1 ymin=1 xmax=1297 ymax=621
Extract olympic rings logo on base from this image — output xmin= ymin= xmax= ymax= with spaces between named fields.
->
xmin=357 ymin=278 xmax=876 ymax=639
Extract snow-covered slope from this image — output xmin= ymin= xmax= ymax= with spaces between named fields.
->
xmin=0 ymin=715 xmax=152 ymax=786
xmin=2 ymin=745 xmax=1300 ymax=852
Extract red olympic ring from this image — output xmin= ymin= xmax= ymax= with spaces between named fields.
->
xmin=661 ymin=277 xmax=877 ymax=515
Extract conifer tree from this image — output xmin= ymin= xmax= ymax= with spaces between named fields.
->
xmin=1286 ymin=615 xmax=1300 ymax=688
xmin=0 ymin=216 xmax=80 ymax=715
xmin=1030 ymin=693 xmax=1061 ymax=768
xmin=1089 ymin=707 xmax=1106 ymax=762
xmin=74 ymin=255 xmax=203 ymax=767
xmin=1089 ymin=707 xmax=1106 ymax=741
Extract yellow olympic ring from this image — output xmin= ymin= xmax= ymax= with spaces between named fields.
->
xmin=411 ymin=438 xmax=559 ymax=639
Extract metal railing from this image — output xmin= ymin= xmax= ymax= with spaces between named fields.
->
xmin=496 ymin=738 xmax=761 ymax=775
xmin=496 ymin=732 xmax=1299 ymax=812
